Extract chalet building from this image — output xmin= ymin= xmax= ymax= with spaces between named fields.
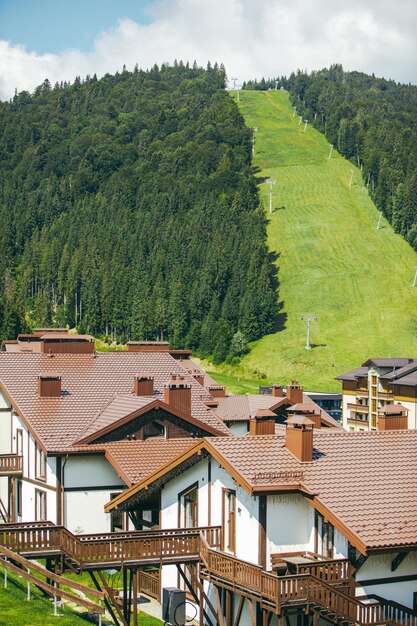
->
xmin=0 ymin=333 xmax=231 ymax=533
xmin=210 ymin=381 xmax=341 ymax=435
xmin=107 ymin=419 xmax=417 ymax=620
xmin=337 ymin=358 xmax=417 ymax=431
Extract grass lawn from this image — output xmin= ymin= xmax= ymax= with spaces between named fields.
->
xmin=209 ymin=90 xmax=417 ymax=391
xmin=0 ymin=567 xmax=163 ymax=626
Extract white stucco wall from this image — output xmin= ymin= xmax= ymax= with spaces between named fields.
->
xmin=227 ymin=422 xmax=248 ymax=436
xmin=334 ymin=527 xmax=348 ymax=559
xmin=63 ymin=454 xmax=126 ymax=532
xmin=356 ymin=552 xmax=417 ymax=609
xmin=266 ymin=494 xmax=314 ymax=569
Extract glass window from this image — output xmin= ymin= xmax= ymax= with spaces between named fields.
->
xmin=179 ymin=484 xmax=198 ymax=528
xmin=35 ymin=444 xmax=47 ymax=481
xmin=35 ymin=489 xmax=47 ymax=521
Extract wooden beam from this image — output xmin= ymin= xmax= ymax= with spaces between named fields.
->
xmin=232 ymin=596 xmax=245 ymax=626
xmin=132 ymin=568 xmax=138 ymax=626
xmin=97 ymin=570 xmax=129 ymax=626
xmin=89 ymin=571 xmax=121 ymax=626
xmin=176 ymin=565 xmax=215 ymax=626
xmin=391 ymin=551 xmax=408 ymax=572
xmin=213 ymin=585 xmax=226 ymax=626
xmin=247 ymin=599 xmax=256 ymax=626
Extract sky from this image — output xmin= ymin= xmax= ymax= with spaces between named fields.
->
xmin=0 ymin=0 xmax=416 ymax=100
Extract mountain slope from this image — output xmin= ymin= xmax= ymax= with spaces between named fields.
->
xmin=0 ymin=66 xmax=275 ymax=356
xmin=226 ymin=90 xmax=417 ymax=391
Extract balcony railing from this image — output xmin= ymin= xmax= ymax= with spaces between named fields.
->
xmin=347 ymin=403 xmax=369 ymax=414
xmin=377 ymin=391 xmax=394 ymax=400
xmin=0 ymin=454 xmax=23 ymax=475
xmin=271 ymin=551 xmax=350 ymax=586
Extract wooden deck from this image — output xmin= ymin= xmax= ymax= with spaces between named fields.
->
xmin=0 ymin=522 xmax=415 ymax=625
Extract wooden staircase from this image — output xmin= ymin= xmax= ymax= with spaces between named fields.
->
xmin=199 ymin=535 xmax=417 ymax=626
xmin=0 ymin=497 xmax=9 ymax=523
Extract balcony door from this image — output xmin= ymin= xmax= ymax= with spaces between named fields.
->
xmin=179 ymin=483 xmax=198 ymax=529
xmin=222 ymin=489 xmax=236 ymax=554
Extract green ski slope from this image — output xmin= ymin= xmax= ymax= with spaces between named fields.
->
xmin=223 ymin=90 xmax=417 ymax=391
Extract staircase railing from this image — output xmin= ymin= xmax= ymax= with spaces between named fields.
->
xmin=0 ymin=498 xmax=9 ymax=524
xmin=200 ymin=538 xmax=410 ymax=625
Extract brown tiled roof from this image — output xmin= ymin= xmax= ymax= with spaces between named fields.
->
xmin=335 ymin=366 xmax=368 ymax=381
xmin=103 ymin=438 xmax=196 ymax=485
xmin=0 ymin=352 xmax=230 ymax=452
xmin=381 ymin=403 xmax=408 ymax=414
xmin=286 ymin=403 xmax=320 ymax=414
xmin=113 ymin=429 xmax=417 ymax=552
xmin=208 ymin=430 xmax=417 ymax=551
xmin=214 ymin=395 xmax=287 ymax=422
xmin=286 ymin=415 xmax=314 ymax=426
xmin=176 ymin=358 xmax=219 ymax=388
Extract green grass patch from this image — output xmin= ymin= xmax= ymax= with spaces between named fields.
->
xmin=209 ymin=90 xmax=417 ymax=392
xmin=0 ymin=567 xmax=163 ymax=625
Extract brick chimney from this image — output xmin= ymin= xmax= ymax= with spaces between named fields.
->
xmin=134 ymin=374 xmax=154 ymax=397
xmin=285 ymin=415 xmax=314 ymax=462
xmin=287 ymin=381 xmax=303 ymax=405
xmin=378 ymin=403 xmax=408 ymax=431
xmin=249 ymin=409 xmax=276 ymax=436
xmin=208 ymin=385 xmax=226 ymax=398
xmin=38 ymin=373 xmax=62 ymax=398
xmin=163 ymin=375 xmax=191 ymax=415
xmin=192 ymin=371 xmax=205 ymax=386
xmin=272 ymin=384 xmax=284 ymax=398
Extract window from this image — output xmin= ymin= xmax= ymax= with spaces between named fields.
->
xmin=222 ymin=489 xmax=236 ymax=554
xmin=35 ymin=489 xmax=47 ymax=521
xmin=179 ymin=483 xmax=198 ymax=528
xmin=16 ymin=429 xmax=23 ymax=456
xmin=16 ymin=480 xmax=22 ymax=518
xmin=316 ymin=511 xmax=334 ymax=558
xmin=35 ymin=444 xmax=47 ymax=481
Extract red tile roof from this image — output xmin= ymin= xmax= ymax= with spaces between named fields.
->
xmin=208 ymin=430 xmax=417 ymax=551
xmin=112 ymin=429 xmax=417 ymax=552
xmin=0 ymin=352 xmax=230 ymax=452
xmin=103 ymin=438 xmax=196 ymax=485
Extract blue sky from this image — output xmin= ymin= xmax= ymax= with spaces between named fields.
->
xmin=0 ymin=0 xmax=152 ymax=53
xmin=0 ymin=0 xmax=416 ymax=100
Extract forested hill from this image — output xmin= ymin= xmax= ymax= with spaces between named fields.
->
xmin=245 ymin=66 xmax=417 ymax=249
xmin=0 ymin=64 xmax=276 ymax=360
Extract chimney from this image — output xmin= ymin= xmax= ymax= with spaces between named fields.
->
xmin=38 ymin=373 xmax=62 ymax=398
xmin=287 ymin=380 xmax=303 ymax=405
xmin=272 ymin=384 xmax=284 ymax=398
xmin=249 ymin=409 xmax=276 ymax=436
xmin=134 ymin=374 xmax=154 ymax=397
xmin=378 ymin=403 xmax=408 ymax=431
xmin=286 ymin=404 xmax=321 ymax=429
xmin=163 ymin=375 xmax=192 ymax=415
xmin=285 ymin=415 xmax=314 ymax=462
xmin=208 ymin=385 xmax=226 ymax=398
xmin=192 ymin=371 xmax=205 ymax=386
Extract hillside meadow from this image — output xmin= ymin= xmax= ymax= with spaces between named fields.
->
xmin=210 ymin=90 xmax=417 ymax=391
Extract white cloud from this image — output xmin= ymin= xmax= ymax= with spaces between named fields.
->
xmin=0 ymin=0 xmax=416 ymax=100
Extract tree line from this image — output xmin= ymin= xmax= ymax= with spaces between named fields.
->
xmin=0 ymin=63 xmax=276 ymax=362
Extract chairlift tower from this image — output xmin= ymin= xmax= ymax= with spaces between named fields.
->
xmin=266 ymin=179 xmax=276 ymax=214
xmin=301 ymin=314 xmax=317 ymax=350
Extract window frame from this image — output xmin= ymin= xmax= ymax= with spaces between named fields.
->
xmin=35 ymin=489 xmax=47 ymax=521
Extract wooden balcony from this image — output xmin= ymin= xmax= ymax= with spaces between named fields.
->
xmin=0 ymin=454 xmax=23 ymax=475
xmin=271 ymin=551 xmax=349 ymax=587
xmin=347 ymin=403 xmax=369 ymax=414
xmin=0 ymin=523 xmax=221 ymax=569
xmin=356 ymin=390 xmax=369 ymax=399
xmin=200 ymin=538 xmax=413 ymax=624
xmin=377 ymin=390 xmax=394 ymax=400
